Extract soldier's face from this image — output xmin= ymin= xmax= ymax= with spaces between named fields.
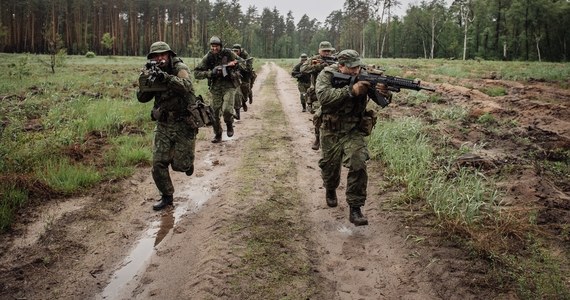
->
xmin=210 ymin=44 xmax=221 ymax=54
xmin=232 ymin=49 xmax=241 ymax=56
xmin=150 ymin=53 xmax=169 ymax=66
xmin=319 ymin=49 xmax=332 ymax=57
xmin=339 ymin=65 xmax=361 ymax=76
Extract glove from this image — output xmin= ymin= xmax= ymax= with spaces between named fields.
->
xmin=375 ymin=83 xmax=392 ymax=99
xmin=351 ymin=81 xmax=370 ymax=96
xmin=154 ymin=69 xmax=166 ymax=82
xmin=211 ymin=66 xmax=222 ymax=77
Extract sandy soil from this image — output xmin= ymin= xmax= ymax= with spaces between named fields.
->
xmin=0 ymin=61 xmax=568 ymax=299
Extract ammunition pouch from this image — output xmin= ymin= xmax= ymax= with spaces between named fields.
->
xmin=313 ymin=109 xmax=322 ymax=128
xmin=151 ymin=106 xmax=161 ymax=121
xmin=306 ymin=86 xmax=317 ymax=104
xmin=358 ymin=110 xmax=378 ymax=136
xmin=322 ymin=113 xmax=367 ymax=133
xmin=321 ymin=114 xmax=341 ymax=131
xmin=152 ymin=107 xmax=190 ymax=123
xmin=139 ymin=72 xmax=168 ymax=93
xmin=186 ymin=95 xmax=214 ymax=129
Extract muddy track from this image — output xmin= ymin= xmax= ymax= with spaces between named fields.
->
xmin=0 ymin=62 xmax=539 ymax=299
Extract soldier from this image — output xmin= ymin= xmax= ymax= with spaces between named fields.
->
xmin=232 ymin=44 xmax=255 ymax=113
xmin=315 ymin=49 xmax=391 ymax=226
xmin=194 ymin=36 xmax=245 ymax=143
xmin=291 ymin=53 xmax=311 ymax=112
xmin=301 ymin=41 xmax=337 ymax=150
xmin=136 ymin=41 xmax=197 ymax=211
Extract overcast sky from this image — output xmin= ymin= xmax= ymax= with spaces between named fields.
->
xmin=236 ymin=0 xmax=446 ymax=24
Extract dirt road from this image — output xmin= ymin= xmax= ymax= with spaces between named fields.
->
xmin=1 ymin=62 xmax=508 ymax=299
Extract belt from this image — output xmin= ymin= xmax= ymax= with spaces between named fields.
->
xmin=159 ymin=110 xmax=189 ymax=123
xmin=322 ymin=114 xmax=361 ymax=123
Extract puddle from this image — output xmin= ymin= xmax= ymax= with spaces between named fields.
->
xmin=99 ymin=182 xmax=213 ymax=299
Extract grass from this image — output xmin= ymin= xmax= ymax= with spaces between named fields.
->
xmin=368 ymin=117 xmax=498 ymax=224
xmin=368 ymin=115 xmax=569 ymax=297
xmin=36 ymin=159 xmax=102 ymax=194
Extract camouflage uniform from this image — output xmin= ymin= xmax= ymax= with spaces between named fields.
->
xmin=232 ymin=44 xmax=255 ymax=112
xmin=315 ymin=49 xmax=386 ymax=226
xmin=291 ymin=54 xmax=311 ymax=112
xmin=137 ymin=41 xmax=196 ymax=210
xmin=301 ymin=41 xmax=337 ymax=150
xmin=194 ymin=37 xmax=245 ymax=142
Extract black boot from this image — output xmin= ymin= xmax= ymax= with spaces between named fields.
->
xmin=311 ymin=133 xmax=320 ymax=150
xmin=249 ymin=93 xmax=253 ymax=104
xmin=302 ymin=103 xmax=307 ymax=112
xmin=242 ymin=101 xmax=248 ymax=112
xmin=326 ymin=189 xmax=338 ymax=207
xmin=226 ymin=123 xmax=234 ymax=137
xmin=152 ymin=195 xmax=173 ymax=211
xmin=185 ymin=165 xmax=194 ymax=176
xmin=349 ymin=206 xmax=368 ymax=226
xmin=211 ymin=133 xmax=222 ymax=143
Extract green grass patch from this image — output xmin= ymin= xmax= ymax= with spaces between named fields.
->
xmin=481 ymin=86 xmax=508 ymax=97
xmin=36 ymin=159 xmax=101 ymax=194
xmin=369 ymin=117 xmax=498 ymax=225
xmin=429 ymin=105 xmax=468 ymax=121
xmin=0 ymin=185 xmax=28 ymax=231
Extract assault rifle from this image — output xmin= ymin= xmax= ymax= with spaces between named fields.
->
xmin=145 ymin=60 xmax=166 ymax=84
xmin=212 ymin=64 xmax=234 ymax=77
xmin=139 ymin=60 xmax=168 ymax=92
xmin=314 ymin=56 xmax=338 ymax=65
xmin=331 ymin=70 xmax=436 ymax=108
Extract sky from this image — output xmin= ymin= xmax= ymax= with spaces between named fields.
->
xmin=236 ymin=0 xmax=439 ymax=24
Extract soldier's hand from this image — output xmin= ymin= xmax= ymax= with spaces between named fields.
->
xmin=227 ymin=60 xmax=237 ymax=67
xmin=351 ymin=81 xmax=370 ymax=96
xmin=211 ymin=66 xmax=222 ymax=77
xmin=311 ymin=59 xmax=319 ymax=65
xmin=154 ymin=69 xmax=167 ymax=82
xmin=375 ymin=83 xmax=391 ymax=98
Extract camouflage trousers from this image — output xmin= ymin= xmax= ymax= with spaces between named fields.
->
xmin=318 ymin=128 xmax=369 ymax=207
xmin=210 ymin=86 xmax=237 ymax=136
xmin=237 ymin=80 xmax=252 ymax=106
xmin=152 ymin=120 xmax=197 ymax=196
xmin=297 ymin=82 xmax=310 ymax=106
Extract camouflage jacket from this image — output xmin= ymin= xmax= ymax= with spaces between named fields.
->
xmin=300 ymin=54 xmax=336 ymax=86
xmin=137 ymin=57 xmax=194 ymax=113
xmin=194 ymin=48 xmax=245 ymax=89
xmin=315 ymin=64 xmax=368 ymax=118
xmin=291 ymin=61 xmax=310 ymax=84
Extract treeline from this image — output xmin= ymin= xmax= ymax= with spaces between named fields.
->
xmin=0 ymin=0 xmax=568 ymax=61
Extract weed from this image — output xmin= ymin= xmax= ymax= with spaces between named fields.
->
xmin=481 ymin=86 xmax=508 ymax=97
xmin=478 ymin=112 xmax=497 ymax=125
xmin=429 ymin=105 xmax=468 ymax=121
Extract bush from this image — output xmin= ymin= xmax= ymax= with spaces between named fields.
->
xmin=85 ymin=51 xmax=96 ymax=58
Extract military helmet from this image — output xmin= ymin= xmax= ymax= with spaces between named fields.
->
xmin=300 ymin=53 xmax=308 ymax=59
xmin=146 ymin=41 xmax=176 ymax=59
xmin=232 ymin=44 xmax=242 ymax=50
xmin=210 ymin=36 xmax=222 ymax=46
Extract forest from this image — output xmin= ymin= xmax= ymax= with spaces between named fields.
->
xmin=0 ymin=0 xmax=569 ymax=61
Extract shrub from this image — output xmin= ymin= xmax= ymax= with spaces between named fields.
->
xmin=85 ymin=51 xmax=96 ymax=58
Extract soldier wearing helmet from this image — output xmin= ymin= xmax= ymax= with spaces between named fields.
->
xmin=194 ymin=36 xmax=246 ymax=143
xmin=300 ymin=41 xmax=337 ymax=151
xmin=231 ymin=43 xmax=256 ymax=114
xmin=291 ymin=53 xmax=311 ymax=112
xmin=315 ymin=49 xmax=391 ymax=226
xmin=137 ymin=41 xmax=197 ymax=211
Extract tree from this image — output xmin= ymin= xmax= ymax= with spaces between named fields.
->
xmin=101 ymin=32 xmax=115 ymax=56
